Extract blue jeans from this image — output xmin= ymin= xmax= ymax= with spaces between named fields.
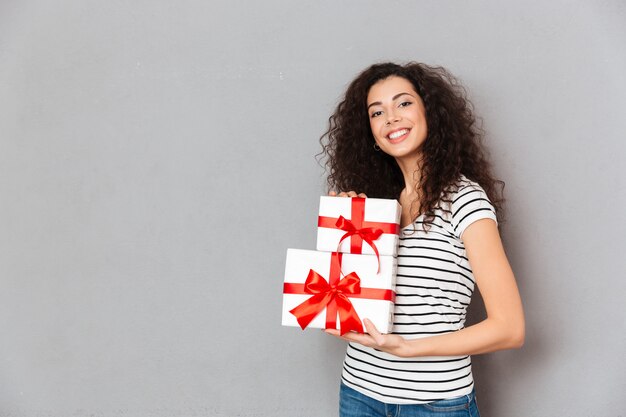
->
xmin=339 ymin=383 xmax=480 ymax=417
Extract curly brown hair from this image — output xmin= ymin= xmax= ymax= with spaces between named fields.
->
xmin=319 ymin=62 xmax=505 ymax=226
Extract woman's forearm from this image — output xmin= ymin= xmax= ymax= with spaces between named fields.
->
xmin=401 ymin=315 xmax=525 ymax=358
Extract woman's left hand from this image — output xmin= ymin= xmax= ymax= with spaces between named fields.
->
xmin=325 ymin=319 xmax=412 ymax=358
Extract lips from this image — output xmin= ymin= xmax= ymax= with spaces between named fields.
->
xmin=387 ymin=128 xmax=410 ymax=143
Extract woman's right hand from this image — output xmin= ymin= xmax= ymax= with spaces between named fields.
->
xmin=329 ymin=190 xmax=367 ymax=198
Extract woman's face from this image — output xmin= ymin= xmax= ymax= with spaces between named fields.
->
xmin=366 ymin=76 xmax=428 ymax=162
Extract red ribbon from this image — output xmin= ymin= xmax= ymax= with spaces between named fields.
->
xmin=318 ymin=198 xmax=399 ymax=271
xmin=283 ymin=252 xmax=395 ymax=335
xmin=335 ymin=215 xmax=383 ymax=272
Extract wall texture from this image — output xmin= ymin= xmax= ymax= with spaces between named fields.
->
xmin=1 ymin=1 xmax=624 ymax=416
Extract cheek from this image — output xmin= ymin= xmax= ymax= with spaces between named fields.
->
xmin=369 ymin=119 xmax=382 ymax=138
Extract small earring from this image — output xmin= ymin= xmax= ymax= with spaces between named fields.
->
xmin=373 ymin=143 xmax=380 ymax=151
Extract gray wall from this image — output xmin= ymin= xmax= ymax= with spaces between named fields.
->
xmin=1 ymin=1 xmax=624 ymax=416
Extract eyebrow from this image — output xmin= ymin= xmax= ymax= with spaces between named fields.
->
xmin=367 ymin=92 xmax=416 ymax=110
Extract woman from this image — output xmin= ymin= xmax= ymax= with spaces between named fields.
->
xmin=321 ymin=62 xmax=525 ymax=416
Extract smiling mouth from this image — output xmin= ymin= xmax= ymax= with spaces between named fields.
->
xmin=387 ymin=128 xmax=410 ymax=141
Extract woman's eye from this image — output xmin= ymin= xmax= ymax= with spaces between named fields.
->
xmin=399 ymin=101 xmax=412 ymax=108
xmin=370 ymin=111 xmax=383 ymax=118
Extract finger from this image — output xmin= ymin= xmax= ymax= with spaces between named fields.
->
xmin=338 ymin=192 xmax=349 ymax=197
xmin=363 ymin=319 xmax=385 ymax=345
xmin=324 ymin=329 xmax=341 ymax=336
xmin=326 ymin=329 xmax=359 ymax=343
xmin=357 ymin=193 xmax=367 ymax=198
xmin=329 ymin=190 xmax=337 ymax=196
xmin=343 ymin=332 xmax=376 ymax=346
xmin=325 ymin=329 xmax=349 ymax=342
xmin=347 ymin=191 xmax=358 ymax=197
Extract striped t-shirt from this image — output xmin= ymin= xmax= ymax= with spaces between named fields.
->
xmin=340 ymin=177 xmax=498 ymax=404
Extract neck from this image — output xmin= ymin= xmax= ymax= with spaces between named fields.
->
xmin=395 ymin=154 xmax=422 ymax=195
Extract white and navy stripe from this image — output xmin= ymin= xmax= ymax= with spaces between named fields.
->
xmin=341 ymin=177 xmax=497 ymax=404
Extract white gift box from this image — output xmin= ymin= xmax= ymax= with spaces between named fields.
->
xmin=317 ymin=196 xmax=402 ymax=257
xmin=282 ymin=248 xmax=397 ymax=334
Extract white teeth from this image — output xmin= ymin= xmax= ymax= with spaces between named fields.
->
xmin=388 ymin=129 xmax=408 ymax=139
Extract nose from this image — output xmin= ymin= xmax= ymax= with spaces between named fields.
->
xmin=386 ymin=110 xmax=400 ymax=125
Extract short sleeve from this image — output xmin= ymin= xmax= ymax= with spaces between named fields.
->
xmin=450 ymin=182 xmax=497 ymax=239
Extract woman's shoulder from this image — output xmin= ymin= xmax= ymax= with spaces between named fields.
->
xmin=444 ymin=175 xmax=497 ymax=238
xmin=444 ymin=175 xmax=490 ymax=201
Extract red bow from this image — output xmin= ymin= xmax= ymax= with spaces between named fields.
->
xmin=335 ymin=215 xmax=383 ymax=272
xmin=288 ymin=268 xmax=364 ymax=335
